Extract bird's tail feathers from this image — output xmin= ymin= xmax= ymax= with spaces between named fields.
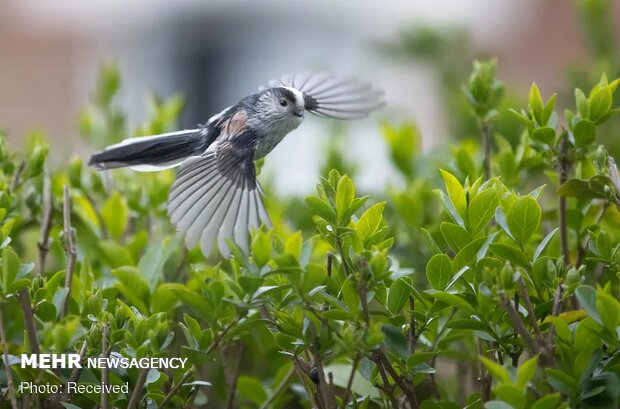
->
xmin=88 ymin=129 xmax=206 ymax=171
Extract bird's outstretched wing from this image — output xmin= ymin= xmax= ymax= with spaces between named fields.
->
xmin=167 ymin=138 xmax=270 ymax=257
xmin=268 ymin=72 xmax=385 ymax=120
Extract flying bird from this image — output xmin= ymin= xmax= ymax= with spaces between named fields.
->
xmin=88 ymin=72 xmax=384 ymax=257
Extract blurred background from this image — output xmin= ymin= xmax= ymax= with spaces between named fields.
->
xmin=1 ymin=0 xmax=618 ymax=193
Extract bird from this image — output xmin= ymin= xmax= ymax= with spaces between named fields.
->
xmin=88 ymin=72 xmax=384 ymax=257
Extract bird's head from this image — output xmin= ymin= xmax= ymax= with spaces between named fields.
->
xmin=254 ymin=86 xmax=305 ymax=128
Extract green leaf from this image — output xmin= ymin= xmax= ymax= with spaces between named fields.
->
xmin=357 ymin=202 xmax=386 ymax=243
xmin=237 ymin=376 xmax=267 ymax=405
xmin=575 ymin=88 xmax=590 ymax=119
xmin=590 ymin=86 xmax=612 ymax=122
xmin=480 ymin=356 xmax=510 ymax=383
xmin=440 ymin=169 xmax=467 ymax=217
xmin=596 ymin=292 xmax=620 ymax=333
xmin=516 ymin=355 xmax=538 ymax=388
xmin=484 ymin=401 xmax=516 ymax=409
xmin=453 ymin=237 xmax=487 ymax=272
xmin=138 ymin=237 xmax=176 ymax=292
xmin=531 ymin=127 xmax=556 ymax=145
xmin=506 ymin=196 xmax=541 ymax=244
xmin=1 ymin=247 xmax=20 ymax=292
xmin=575 ymin=285 xmax=601 ymax=325
xmin=100 ymin=192 xmax=128 ymax=240
xmin=533 ymin=228 xmax=558 ymax=261
xmin=558 ymin=176 xmax=611 ymax=199
xmin=305 ymin=196 xmax=337 ymax=224
xmin=431 ymin=291 xmax=476 ymax=314
xmin=529 ymin=82 xmax=544 ymax=124
xmin=426 ymin=254 xmax=453 ymax=290
xmin=251 ymin=231 xmax=271 ymax=268
xmin=342 ymin=278 xmax=360 ymax=315
xmin=388 ymin=277 xmax=413 ymax=314
xmin=335 ymin=176 xmax=355 ymax=223
xmin=440 ymin=222 xmax=472 ymax=252
xmin=467 ymin=188 xmax=499 ymax=234
xmin=573 ymin=119 xmax=596 ymax=147
xmin=531 ymin=394 xmax=561 ymax=409
xmin=489 ymin=243 xmax=530 ymax=268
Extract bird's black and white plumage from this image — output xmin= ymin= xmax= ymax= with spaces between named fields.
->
xmin=89 ymin=72 xmax=384 ymax=257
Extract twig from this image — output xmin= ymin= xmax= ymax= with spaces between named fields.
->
xmin=477 ymin=340 xmax=491 ymax=402
xmin=339 ymin=354 xmax=360 ymax=409
xmin=127 ymin=369 xmax=148 ymax=409
xmin=408 ymin=296 xmax=415 ymax=354
xmin=37 ymin=175 xmax=53 ymax=275
xmin=292 ymin=356 xmax=322 ymax=409
xmin=371 ymin=351 xmax=400 ymax=409
xmin=101 ymin=324 xmax=110 ymax=409
xmin=327 ymin=253 xmax=333 ymax=277
xmin=10 ymin=160 xmax=25 ymax=192
xmin=0 ymin=307 xmax=18 ymax=409
xmin=499 ymin=292 xmax=539 ymax=353
xmin=17 ymin=289 xmax=39 ymax=354
xmin=309 ymin=323 xmax=337 ymax=409
xmin=481 ymin=122 xmax=491 ymax=180
xmin=558 ymin=133 xmax=570 ymax=266
xmin=225 ymin=344 xmax=244 ymax=409
xmin=376 ymin=349 xmax=418 ymax=409
xmin=62 ymin=185 xmax=77 ymax=317
xmin=336 ymin=239 xmax=351 ymax=277
xmin=259 ymin=365 xmax=295 ymax=409
xmin=517 ymin=277 xmax=544 ymax=344
xmin=159 ymin=317 xmax=240 ymax=407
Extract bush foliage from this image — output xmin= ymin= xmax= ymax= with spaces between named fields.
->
xmin=3 ymin=7 xmax=620 ymax=409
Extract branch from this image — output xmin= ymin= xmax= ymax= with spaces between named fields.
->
xmin=408 ymin=296 xmax=415 ymax=354
xmin=371 ymin=351 xmax=400 ymax=409
xmin=481 ymin=122 xmax=491 ymax=180
xmin=0 ymin=307 xmax=18 ymax=409
xmin=101 ymin=324 xmax=110 ymax=409
xmin=375 ymin=349 xmax=418 ymax=409
xmin=309 ymin=323 xmax=337 ymax=409
xmin=62 ymin=185 xmax=76 ymax=318
xmin=17 ymin=289 xmax=39 ymax=354
xmin=159 ymin=317 xmax=240 ymax=407
xmin=225 ymin=344 xmax=244 ymax=409
xmin=477 ymin=340 xmax=492 ymax=402
xmin=517 ymin=276 xmax=553 ymax=364
xmin=259 ymin=365 xmax=295 ymax=409
xmin=127 ymin=369 xmax=148 ymax=409
xmin=500 ymin=292 xmax=539 ymax=354
xmin=292 ymin=355 xmax=322 ymax=409
xmin=558 ymin=133 xmax=570 ymax=266
xmin=37 ymin=175 xmax=53 ymax=275
xmin=339 ymin=354 xmax=360 ymax=409
xmin=10 ymin=160 xmax=25 ymax=192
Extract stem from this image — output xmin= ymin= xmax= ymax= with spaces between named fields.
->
xmin=339 ymin=354 xmax=360 ymax=409
xmin=159 ymin=317 xmax=240 ymax=407
xmin=500 ymin=292 xmax=539 ymax=354
xmin=576 ymin=203 xmax=609 ymax=267
xmin=376 ymin=349 xmax=419 ymax=409
xmin=517 ymin=276 xmax=549 ymax=362
xmin=101 ymin=324 xmax=109 ymax=409
xmin=10 ymin=160 xmax=25 ymax=192
xmin=62 ymin=185 xmax=76 ymax=318
xmin=558 ymin=134 xmax=570 ymax=266
xmin=372 ymin=352 xmax=400 ymax=409
xmin=225 ymin=344 xmax=244 ymax=409
xmin=336 ymin=239 xmax=351 ymax=277
xmin=481 ymin=122 xmax=491 ymax=180
xmin=292 ymin=356 xmax=322 ymax=409
xmin=477 ymin=340 xmax=491 ymax=402
xmin=259 ymin=365 xmax=295 ymax=409
xmin=17 ymin=289 xmax=40 ymax=354
xmin=327 ymin=253 xmax=333 ymax=277
xmin=309 ymin=323 xmax=336 ymax=409
xmin=37 ymin=176 xmax=53 ymax=275
xmin=408 ymin=296 xmax=415 ymax=354
xmin=0 ymin=307 xmax=18 ymax=409
xmin=127 ymin=369 xmax=148 ymax=409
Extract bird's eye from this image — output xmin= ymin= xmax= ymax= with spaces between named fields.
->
xmin=279 ymin=99 xmax=288 ymax=107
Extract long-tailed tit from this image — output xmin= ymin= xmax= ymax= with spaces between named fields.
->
xmin=89 ymin=72 xmax=384 ymax=257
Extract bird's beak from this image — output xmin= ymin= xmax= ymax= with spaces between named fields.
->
xmin=294 ymin=109 xmax=304 ymax=118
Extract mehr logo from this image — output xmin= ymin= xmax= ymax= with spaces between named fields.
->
xmin=20 ymin=353 xmax=188 ymax=369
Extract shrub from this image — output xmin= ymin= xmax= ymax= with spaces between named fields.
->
xmin=1 ymin=45 xmax=620 ymax=409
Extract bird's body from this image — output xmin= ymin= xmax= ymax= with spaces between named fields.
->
xmin=89 ymin=72 xmax=383 ymax=257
